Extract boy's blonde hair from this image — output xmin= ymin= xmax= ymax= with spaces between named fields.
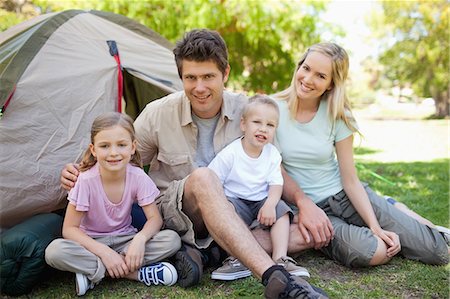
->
xmin=242 ymin=94 xmax=279 ymax=122
xmin=79 ymin=112 xmax=142 ymax=172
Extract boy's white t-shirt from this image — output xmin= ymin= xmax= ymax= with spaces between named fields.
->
xmin=275 ymin=99 xmax=353 ymax=203
xmin=208 ymin=137 xmax=283 ymax=201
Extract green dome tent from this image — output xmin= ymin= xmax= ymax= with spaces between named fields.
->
xmin=0 ymin=9 xmax=182 ymax=228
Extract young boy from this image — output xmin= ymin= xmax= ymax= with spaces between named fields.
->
xmin=208 ymin=94 xmax=310 ymax=280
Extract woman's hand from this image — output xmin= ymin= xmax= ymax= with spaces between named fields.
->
xmin=297 ymin=199 xmax=334 ymax=249
xmin=372 ymin=227 xmax=401 ymax=257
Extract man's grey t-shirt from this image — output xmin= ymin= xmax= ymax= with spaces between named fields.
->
xmin=192 ymin=112 xmax=220 ymax=167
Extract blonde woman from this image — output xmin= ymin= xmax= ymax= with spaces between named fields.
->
xmin=272 ymin=43 xmax=448 ymax=267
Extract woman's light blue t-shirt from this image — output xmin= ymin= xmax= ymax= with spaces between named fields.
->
xmin=275 ymin=100 xmax=353 ymax=203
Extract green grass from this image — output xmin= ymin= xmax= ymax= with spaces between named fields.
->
xmin=4 ymin=120 xmax=449 ymax=298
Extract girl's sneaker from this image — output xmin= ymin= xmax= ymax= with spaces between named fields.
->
xmin=75 ymin=273 xmax=94 ymax=296
xmin=138 ymin=262 xmax=178 ymax=286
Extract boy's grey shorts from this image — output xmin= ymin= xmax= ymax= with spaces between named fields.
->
xmin=227 ymin=196 xmax=293 ymax=228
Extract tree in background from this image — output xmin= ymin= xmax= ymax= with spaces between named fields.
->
xmin=4 ymin=0 xmax=331 ymax=94
xmin=369 ymin=0 xmax=449 ymax=117
xmin=0 ymin=0 xmax=39 ymax=30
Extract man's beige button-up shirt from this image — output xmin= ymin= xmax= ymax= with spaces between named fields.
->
xmin=134 ymin=90 xmax=248 ymax=192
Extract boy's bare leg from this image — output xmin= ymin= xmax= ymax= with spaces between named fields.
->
xmin=270 ymin=214 xmax=290 ymax=261
xmin=252 ymin=215 xmax=314 ymax=255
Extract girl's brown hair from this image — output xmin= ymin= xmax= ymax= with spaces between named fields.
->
xmin=79 ymin=112 xmax=142 ymax=172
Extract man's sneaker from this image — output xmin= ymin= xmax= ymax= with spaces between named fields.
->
xmin=435 ymin=225 xmax=450 ymax=246
xmin=211 ymin=256 xmax=252 ymax=280
xmin=138 ymin=262 xmax=178 ymax=286
xmin=263 ymin=266 xmax=328 ymax=299
xmin=276 ymin=256 xmax=310 ymax=278
xmin=174 ymin=244 xmax=203 ymax=288
xmin=75 ymin=273 xmax=94 ymax=296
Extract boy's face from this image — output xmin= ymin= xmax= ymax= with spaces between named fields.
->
xmin=181 ymin=60 xmax=230 ymax=119
xmin=240 ymin=104 xmax=279 ymax=151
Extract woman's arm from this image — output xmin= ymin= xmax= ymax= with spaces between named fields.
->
xmin=281 ymin=166 xmax=334 ymax=249
xmin=336 ymin=135 xmax=400 ymax=257
xmin=63 ymin=204 xmax=130 ymax=277
xmin=124 ymin=203 xmax=163 ymax=272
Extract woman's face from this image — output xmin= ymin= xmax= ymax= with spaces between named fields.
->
xmin=295 ymin=51 xmax=333 ymax=102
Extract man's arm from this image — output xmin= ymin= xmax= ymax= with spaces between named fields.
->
xmin=281 ymin=166 xmax=334 ymax=249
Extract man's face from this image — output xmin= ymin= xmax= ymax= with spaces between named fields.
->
xmin=181 ymin=60 xmax=230 ymax=119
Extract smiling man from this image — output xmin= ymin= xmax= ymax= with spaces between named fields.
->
xmin=61 ymin=29 xmax=326 ymax=298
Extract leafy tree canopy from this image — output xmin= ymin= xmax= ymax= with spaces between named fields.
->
xmin=368 ymin=0 xmax=449 ymax=117
xmin=2 ymin=0 xmax=334 ymax=94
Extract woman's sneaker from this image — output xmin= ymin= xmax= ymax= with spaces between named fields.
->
xmin=435 ymin=225 xmax=450 ymax=246
xmin=211 ymin=256 xmax=252 ymax=280
xmin=276 ymin=256 xmax=310 ymax=278
xmin=138 ymin=262 xmax=178 ymax=286
xmin=75 ymin=273 xmax=94 ymax=296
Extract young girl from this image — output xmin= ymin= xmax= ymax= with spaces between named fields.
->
xmin=208 ymin=95 xmax=309 ymax=281
xmin=273 ymin=42 xmax=448 ymax=267
xmin=45 ymin=112 xmax=181 ymax=296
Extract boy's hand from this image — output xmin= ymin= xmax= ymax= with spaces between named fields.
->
xmin=257 ymin=202 xmax=276 ymax=226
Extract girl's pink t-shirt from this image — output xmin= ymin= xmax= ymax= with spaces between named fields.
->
xmin=68 ymin=163 xmax=160 ymax=236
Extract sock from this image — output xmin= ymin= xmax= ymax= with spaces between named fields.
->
xmin=261 ymin=265 xmax=287 ymax=286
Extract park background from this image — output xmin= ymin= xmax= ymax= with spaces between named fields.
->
xmin=1 ymin=0 xmax=449 ymax=298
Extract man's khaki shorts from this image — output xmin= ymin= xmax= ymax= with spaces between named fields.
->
xmin=155 ymin=176 xmax=214 ymax=249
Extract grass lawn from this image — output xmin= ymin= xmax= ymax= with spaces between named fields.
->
xmin=4 ymin=118 xmax=449 ymax=298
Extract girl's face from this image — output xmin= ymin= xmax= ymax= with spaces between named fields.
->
xmin=295 ymin=51 xmax=333 ymax=102
xmin=240 ymin=104 xmax=278 ymax=156
xmin=89 ymin=125 xmax=136 ymax=174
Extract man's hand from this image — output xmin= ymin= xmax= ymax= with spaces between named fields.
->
xmin=60 ymin=163 xmax=80 ymax=191
xmin=297 ymin=199 xmax=334 ymax=249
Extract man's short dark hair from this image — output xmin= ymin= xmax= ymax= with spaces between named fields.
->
xmin=173 ymin=29 xmax=229 ymax=78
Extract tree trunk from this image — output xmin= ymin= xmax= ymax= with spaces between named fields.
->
xmin=434 ymin=90 xmax=450 ymax=118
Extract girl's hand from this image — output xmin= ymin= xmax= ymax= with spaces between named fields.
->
xmin=124 ymin=233 xmax=147 ymax=273
xmin=257 ymin=202 xmax=276 ymax=226
xmin=372 ymin=227 xmax=401 ymax=257
xmin=100 ymin=247 xmax=129 ymax=278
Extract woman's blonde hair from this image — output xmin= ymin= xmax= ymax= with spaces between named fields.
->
xmin=273 ymin=42 xmax=358 ymax=132
xmin=79 ymin=112 xmax=142 ymax=172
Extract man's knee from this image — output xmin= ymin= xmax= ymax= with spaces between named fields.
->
xmin=288 ymin=225 xmax=314 ymax=253
xmin=188 ymin=167 xmax=219 ymax=187
xmin=186 ymin=167 xmax=226 ymax=205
